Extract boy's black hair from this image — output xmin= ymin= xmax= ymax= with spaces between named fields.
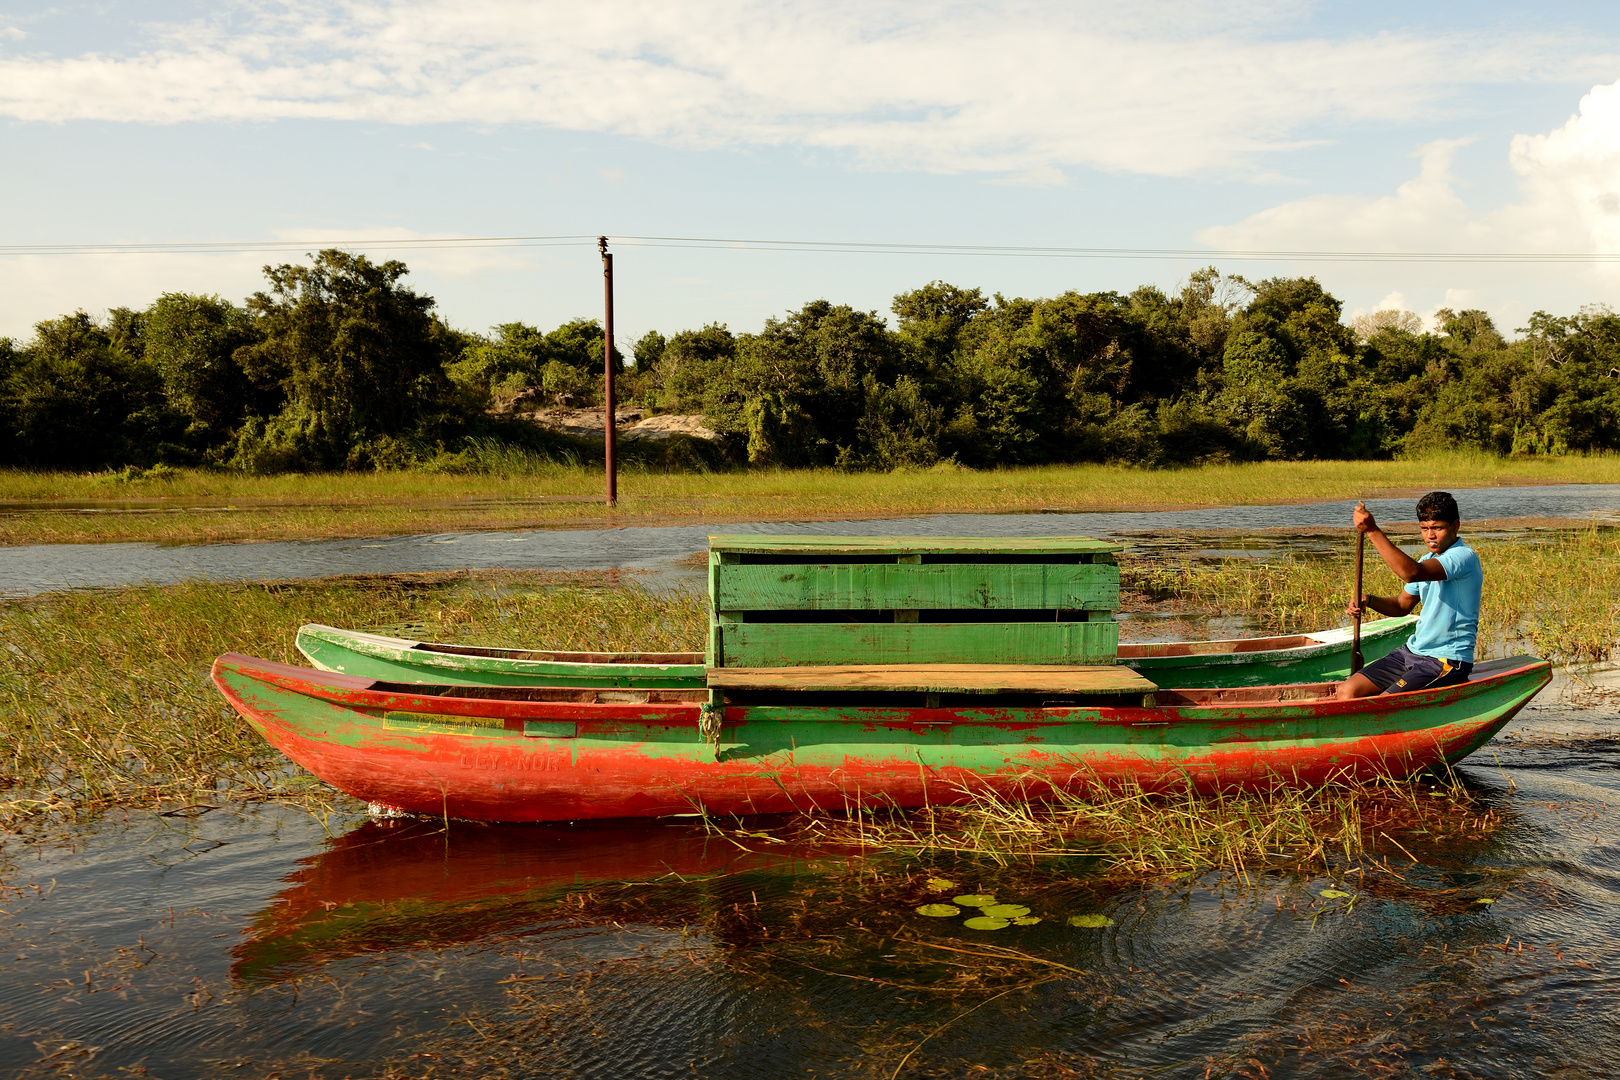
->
xmin=1416 ymin=491 xmax=1460 ymax=524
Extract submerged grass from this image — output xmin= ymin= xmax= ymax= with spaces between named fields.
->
xmin=0 ymin=570 xmax=707 ymax=820
xmin=786 ymin=771 xmax=1511 ymax=885
xmin=4 ymin=450 xmax=1616 ymax=545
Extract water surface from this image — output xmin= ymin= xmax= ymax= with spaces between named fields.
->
xmin=6 ymin=483 xmax=1619 ymax=597
xmin=4 ymin=667 xmax=1618 ymax=1078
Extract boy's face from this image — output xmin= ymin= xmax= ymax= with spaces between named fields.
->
xmin=1419 ymin=518 xmax=1459 ymax=555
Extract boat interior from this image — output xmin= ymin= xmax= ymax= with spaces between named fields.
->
xmin=357 ymin=657 xmax=1538 ymax=713
xmin=413 ymin=628 xmax=1380 ymax=664
xmin=1117 ymin=633 xmax=1314 ymax=658
xmin=368 ymin=682 xmax=708 ymax=703
xmin=414 ymin=643 xmax=703 ymax=665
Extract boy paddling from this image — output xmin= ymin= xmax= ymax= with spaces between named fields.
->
xmin=1336 ymin=491 xmax=1482 ymax=700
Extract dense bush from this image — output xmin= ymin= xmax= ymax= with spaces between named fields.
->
xmin=4 ymin=255 xmax=1618 ymax=473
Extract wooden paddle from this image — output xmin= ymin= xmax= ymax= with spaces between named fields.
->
xmin=1351 ymin=499 xmax=1365 ymax=674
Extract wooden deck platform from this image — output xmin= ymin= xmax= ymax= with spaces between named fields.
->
xmin=705 ymin=664 xmax=1158 ymax=696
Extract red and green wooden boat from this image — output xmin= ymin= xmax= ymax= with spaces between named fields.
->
xmin=213 ymin=652 xmax=1550 ymax=823
xmin=293 ymin=615 xmax=1417 ymax=691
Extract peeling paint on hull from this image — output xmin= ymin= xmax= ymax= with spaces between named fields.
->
xmin=213 ymin=654 xmax=1550 ymax=823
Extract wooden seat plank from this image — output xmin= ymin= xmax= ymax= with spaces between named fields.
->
xmin=706 ymin=664 xmax=1157 ymax=695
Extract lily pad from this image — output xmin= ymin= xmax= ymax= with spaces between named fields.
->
xmin=1319 ymin=889 xmax=1351 ymax=900
xmin=953 ymin=894 xmax=996 ymax=907
xmin=1474 ymin=897 xmax=1496 ymax=905
xmin=963 ymin=916 xmax=1010 ymax=930
xmin=915 ymin=903 xmax=961 ymax=917
xmin=1012 ymin=916 xmax=1042 ymax=926
xmin=1067 ymin=914 xmax=1113 ymax=928
xmin=925 ymin=877 xmax=957 ymax=891
xmin=981 ymin=904 xmax=1031 ymax=919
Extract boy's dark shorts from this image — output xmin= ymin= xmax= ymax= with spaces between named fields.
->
xmin=1358 ymin=644 xmax=1472 ymax=694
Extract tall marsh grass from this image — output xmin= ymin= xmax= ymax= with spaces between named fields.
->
xmin=4 ymin=522 xmax=1613 ymax=826
xmin=1123 ymin=526 xmax=1620 ymax=665
xmin=796 ymin=771 xmax=1506 ymax=880
xmin=0 ymin=571 xmax=706 ymax=819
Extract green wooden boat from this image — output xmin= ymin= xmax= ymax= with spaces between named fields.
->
xmin=213 ymin=651 xmax=1551 ymax=822
xmin=295 ymin=615 xmax=1416 ymax=690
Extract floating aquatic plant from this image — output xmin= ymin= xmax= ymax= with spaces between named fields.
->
xmin=963 ymin=916 xmax=1010 ymax=930
xmin=981 ymin=904 xmax=1030 ymax=919
xmin=953 ymin=894 xmax=995 ymax=907
xmin=1068 ymin=914 xmax=1113 ymax=928
xmin=915 ymin=903 xmax=960 ymax=917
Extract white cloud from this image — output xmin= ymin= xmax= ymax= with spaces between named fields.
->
xmin=1502 ymin=78 xmax=1620 ymax=253
xmin=0 ymin=228 xmax=544 ymax=338
xmin=1198 ymin=80 xmax=1620 ymax=322
xmin=1349 ymin=290 xmax=1411 ymax=322
xmin=0 ymin=1 xmax=1613 ymax=178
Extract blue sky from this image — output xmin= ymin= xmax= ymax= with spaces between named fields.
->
xmin=3 ymin=1 xmax=1620 ymax=344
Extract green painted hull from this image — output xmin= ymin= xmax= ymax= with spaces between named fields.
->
xmin=215 ymin=651 xmax=1550 ymax=822
xmin=296 ymin=616 xmax=1418 ymax=690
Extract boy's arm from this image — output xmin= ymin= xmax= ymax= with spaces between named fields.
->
xmin=1347 ymin=590 xmax=1419 ymax=619
xmin=1353 ymin=506 xmax=1446 ymax=583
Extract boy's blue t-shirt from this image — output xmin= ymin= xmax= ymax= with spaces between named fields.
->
xmin=1403 ymin=540 xmax=1482 ymax=663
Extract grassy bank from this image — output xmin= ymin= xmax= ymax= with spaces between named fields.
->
xmin=3 ymin=524 xmax=1614 ymax=823
xmin=4 ymin=451 xmax=1617 ymax=546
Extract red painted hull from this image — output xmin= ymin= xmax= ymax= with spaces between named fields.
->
xmin=213 ymin=653 xmax=1551 ymax=823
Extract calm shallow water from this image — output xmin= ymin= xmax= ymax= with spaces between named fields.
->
xmin=4 ymin=669 xmax=1619 ymax=1079
xmin=5 ymin=484 xmax=1620 ymax=597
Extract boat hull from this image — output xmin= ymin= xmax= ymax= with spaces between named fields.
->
xmin=214 ymin=652 xmax=1549 ymax=823
xmin=294 ymin=616 xmax=1418 ymax=691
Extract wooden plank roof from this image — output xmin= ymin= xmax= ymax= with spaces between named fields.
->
xmin=708 ymin=534 xmax=1121 ymax=556
xmin=706 ymin=663 xmax=1157 ymax=695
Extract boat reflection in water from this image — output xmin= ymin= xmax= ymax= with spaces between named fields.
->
xmin=233 ymin=815 xmax=846 ymax=982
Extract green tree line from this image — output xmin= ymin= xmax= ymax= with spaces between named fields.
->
xmin=2 ymin=249 xmax=1616 ymax=472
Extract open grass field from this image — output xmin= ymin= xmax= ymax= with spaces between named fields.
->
xmin=3 ymin=451 xmax=1617 ymax=546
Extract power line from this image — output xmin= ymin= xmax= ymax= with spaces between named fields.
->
xmin=0 ymin=235 xmax=594 ymax=256
xmin=615 ymin=236 xmax=1620 ymax=263
xmin=1 ymin=232 xmax=1618 ymax=263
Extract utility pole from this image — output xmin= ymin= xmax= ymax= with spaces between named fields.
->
xmin=599 ymin=236 xmax=617 ymax=506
